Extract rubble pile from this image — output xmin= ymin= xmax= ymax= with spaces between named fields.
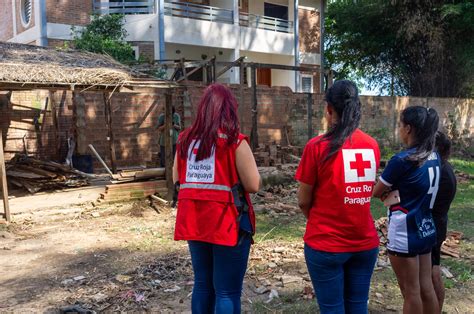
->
xmin=254 ymin=145 xmax=303 ymax=167
xmin=6 ymin=154 xmax=89 ymax=193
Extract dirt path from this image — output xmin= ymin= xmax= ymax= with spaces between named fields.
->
xmin=1 ymin=200 xmax=473 ymax=313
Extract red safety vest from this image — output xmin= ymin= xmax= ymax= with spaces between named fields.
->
xmin=174 ymin=133 xmax=255 ymax=246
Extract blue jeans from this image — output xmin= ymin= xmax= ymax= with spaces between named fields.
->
xmin=188 ymin=234 xmax=251 ymax=314
xmin=305 ymin=244 xmax=378 ymax=314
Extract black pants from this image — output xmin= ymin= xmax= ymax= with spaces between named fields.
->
xmin=160 ymin=145 xmax=176 ymax=167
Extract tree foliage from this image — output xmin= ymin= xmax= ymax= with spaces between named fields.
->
xmin=325 ymin=0 xmax=474 ymax=97
xmin=72 ymin=14 xmax=135 ymax=63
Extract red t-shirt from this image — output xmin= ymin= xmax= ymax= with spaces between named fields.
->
xmin=295 ymin=129 xmax=380 ymax=252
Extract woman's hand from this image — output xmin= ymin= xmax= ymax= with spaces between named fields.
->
xmin=372 ymin=180 xmax=390 ymax=199
xmin=297 ymin=182 xmax=313 ymax=219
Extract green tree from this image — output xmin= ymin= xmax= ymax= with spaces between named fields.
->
xmin=325 ymin=0 xmax=474 ymax=97
xmin=72 ymin=14 xmax=135 ymax=63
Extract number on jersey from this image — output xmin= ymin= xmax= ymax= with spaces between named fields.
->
xmin=428 ymin=166 xmax=440 ymax=209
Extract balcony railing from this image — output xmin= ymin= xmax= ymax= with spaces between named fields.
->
xmin=93 ymin=1 xmax=155 ymax=15
xmin=164 ymin=1 xmax=234 ymax=24
xmin=240 ymin=12 xmax=293 ymax=33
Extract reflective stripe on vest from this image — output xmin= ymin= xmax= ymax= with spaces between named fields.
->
xmin=180 ymin=183 xmax=232 ymax=192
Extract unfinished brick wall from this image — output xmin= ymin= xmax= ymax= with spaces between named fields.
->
xmin=1 ymin=87 xmax=472 ymax=172
xmin=0 ymin=90 xmax=74 ymax=162
xmin=46 ymin=0 xmax=92 ymax=26
xmin=0 ymin=1 xmax=14 ymax=41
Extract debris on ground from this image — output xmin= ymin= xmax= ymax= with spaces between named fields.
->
xmin=6 ymin=154 xmax=89 ymax=193
xmin=254 ymin=145 xmax=303 ymax=167
xmin=441 ymin=231 xmax=463 ymax=258
xmin=99 ymin=180 xmax=168 ymax=203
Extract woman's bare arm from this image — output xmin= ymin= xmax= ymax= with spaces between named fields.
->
xmin=236 ymin=140 xmax=261 ymax=193
xmin=297 ymin=182 xmax=313 ymax=219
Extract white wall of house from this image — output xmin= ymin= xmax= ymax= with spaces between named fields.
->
xmin=165 ymin=43 xmax=237 ymax=83
xmin=124 ymin=14 xmax=157 ymax=42
xmin=240 ymin=27 xmax=294 ymax=55
xmin=209 ymin=0 xmax=233 ymax=9
xmin=164 ymin=16 xmax=240 ymax=49
xmin=243 ymin=51 xmax=296 ymax=90
xmin=300 ymin=0 xmax=321 ymax=11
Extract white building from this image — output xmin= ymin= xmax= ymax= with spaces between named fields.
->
xmin=1 ymin=0 xmax=324 ymax=92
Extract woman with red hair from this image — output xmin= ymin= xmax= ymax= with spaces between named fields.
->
xmin=173 ymin=84 xmax=260 ymax=314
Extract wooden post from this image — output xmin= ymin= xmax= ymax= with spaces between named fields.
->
xmin=164 ymin=91 xmax=174 ymax=201
xmin=250 ymin=65 xmax=258 ymax=150
xmin=0 ymin=130 xmax=11 ymax=222
xmin=211 ymin=57 xmax=216 ymax=83
xmin=180 ymin=58 xmax=188 ymax=84
xmin=307 ymin=92 xmax=313 ymax=140
xmin=103 ymin=93 xmax=117 ymax=173
xmin=50 ymin=91 xmax=60 ymax=160
xmin=239 ymin=62 xmax=245 ymax=129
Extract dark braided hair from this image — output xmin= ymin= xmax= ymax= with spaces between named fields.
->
xmin=321 ymin=80 xmax=362 ymax=161
xmin=401 ymin=106 xmax=439 ymax=166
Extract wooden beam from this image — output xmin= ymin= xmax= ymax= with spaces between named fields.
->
xmin=179 ymin=58 xmax=188 ymax=84
xmin=50 ymin=91 xmax=60 ymax=160
xmin=250 ymin=66 xmax=258 ymax=150
xmin=88 ymin=144 xmax=114 ymax=177
xmin=307 ymin=92 xmax=313 ymax=140
xmin=103 ymin=93 xmax=117 ymax=173
xmin=164 ymin=92 xmax=174 ymax=201
xmin=239 ymin=61 xmax=245 ymax=130
xmin=211 ymin=57 xmax=217 ymax=83
xmin=216 ymin=56 xmax=245 ymax=79
xmin=0 ymin=130 xmax=11 ymax=222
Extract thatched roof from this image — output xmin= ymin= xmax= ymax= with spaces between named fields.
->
xmin=0 ymin=42 xmax=134 ymax=87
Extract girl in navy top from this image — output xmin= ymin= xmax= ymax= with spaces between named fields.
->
xmin=373 ymin=106 xmax=440 ymax=313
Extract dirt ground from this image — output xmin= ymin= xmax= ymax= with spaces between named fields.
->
xmin=1 ymin=199 xmax=473 ymax=313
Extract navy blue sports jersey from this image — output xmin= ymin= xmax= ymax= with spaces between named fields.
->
xmin=380 ymin=148 xmax=441 ymax=254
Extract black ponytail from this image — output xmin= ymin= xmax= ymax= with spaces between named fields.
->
xmin=401 ymin=106 xmax=439 ymax=166
xmin=321 ymin=80 xmax=361 ymax=160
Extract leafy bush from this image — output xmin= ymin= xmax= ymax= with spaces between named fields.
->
xmin=72 ymin=14 xmax=135 ymax=63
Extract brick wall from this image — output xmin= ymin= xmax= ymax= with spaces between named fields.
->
xmin=0 ymin=1 xmax=14 ymax=41
xmin=129 ymin=41 xmax=155 ymax=62
xmin=15 ymin=0 xmax=36 ymax=33
xmin=1 ymin=87 xmax=472 ymax=172
xmin=298 ymin=7 xmax=320 ymax=54
xmin=46 ymin=0 xmax=92 ymax=25
xmin=48 ymin=39 xmax=69 ymax=49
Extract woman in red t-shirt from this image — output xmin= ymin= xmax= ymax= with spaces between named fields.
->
xmin=296 ymin=80 xmax=380 ymax=313
xmin=173 ymin=84 xmax=260 ymax=314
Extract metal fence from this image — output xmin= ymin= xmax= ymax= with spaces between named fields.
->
xmin=164 ymin=1 xmax=234 ymax=24
xmin=240 ymin=12 xmax=293 ymax=33
xmin=93 ymin=0 xmax=155 ymax=15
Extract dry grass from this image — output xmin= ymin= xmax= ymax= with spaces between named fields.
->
xmin=0 ymin=42 xmax=132 ymax=86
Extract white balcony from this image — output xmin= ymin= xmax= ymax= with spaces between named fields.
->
xmin=164 ymin=1 xmax=234 ymax=24
xmin=93 ymin=0 xmax=155 ymax=15
xmin=163 ymin=1 xmax=294 ymax=55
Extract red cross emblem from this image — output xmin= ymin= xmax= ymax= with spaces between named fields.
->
xmin=350 ymin=153 xmax=372 ymax=177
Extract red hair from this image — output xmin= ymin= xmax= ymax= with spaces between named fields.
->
xmin=178 ymin=84 xmax=240 ymax=161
